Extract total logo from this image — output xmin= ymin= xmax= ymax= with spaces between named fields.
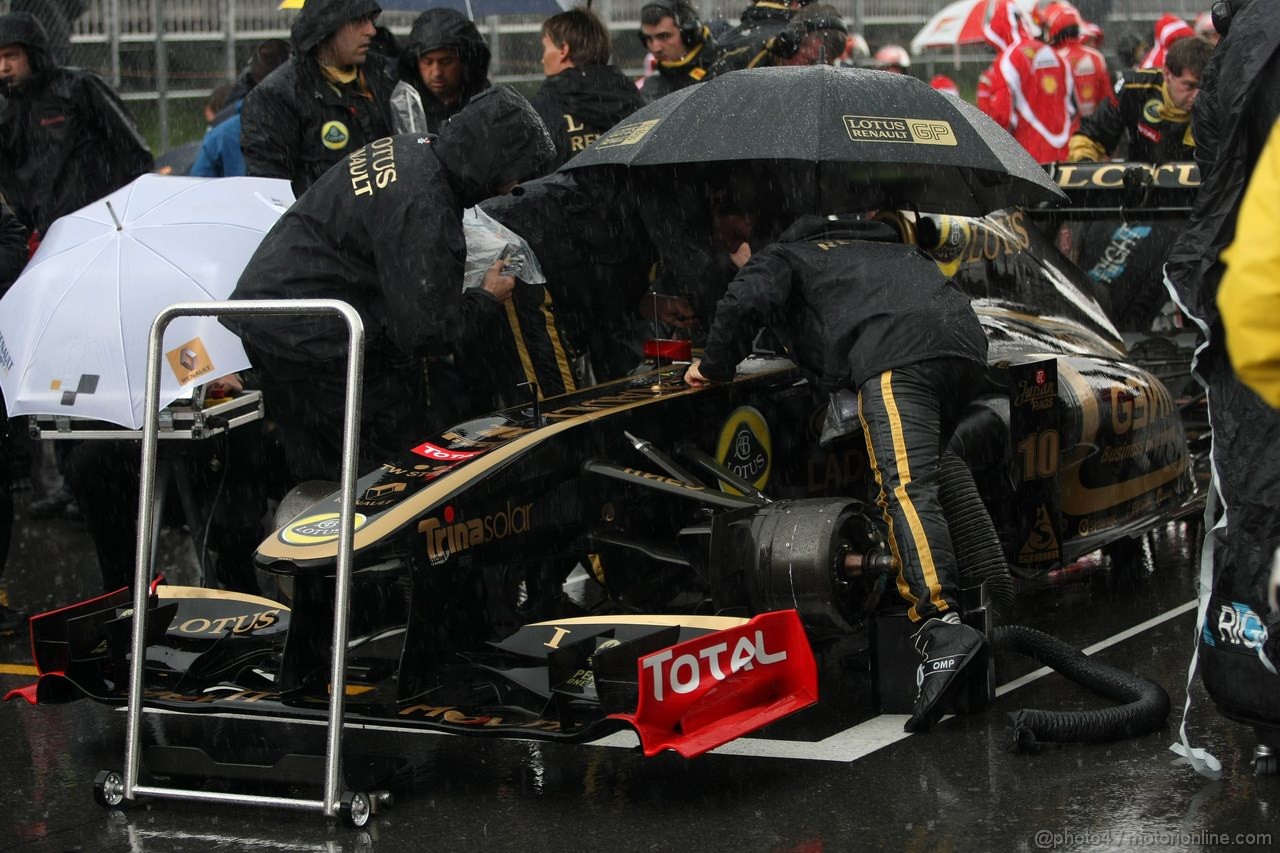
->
xmin=280 ymin=512 xmax=368 ymax=545
xmin=1210 ymin=601 xmax=1269 ymax=651
xmin=418 ymin=501 xmax=533 ymax=565
xmin=411 ymin=441 xmax=485 ymax=463
xmin=641 ymin=629 xmax=787 ymax=702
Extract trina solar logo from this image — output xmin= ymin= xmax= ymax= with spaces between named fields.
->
xmin=418 ymin=502 xmax=532 ymax=565
xmin=842 ymin=115 xmax=957 ymax=146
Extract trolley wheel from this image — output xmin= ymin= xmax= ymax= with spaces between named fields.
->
xmin=339 ymin=791 xmax=373 ymax=829
xmin=93 ymin=770 xmax=126 ymax=808
xmin=1255 ymin=754 xmax=1279 ymax=776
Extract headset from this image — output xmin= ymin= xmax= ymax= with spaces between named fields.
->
xmin=638 ymin=0 xmax=705 ymax=53
xmin=771 ymin=14 xmax=848 ymax=60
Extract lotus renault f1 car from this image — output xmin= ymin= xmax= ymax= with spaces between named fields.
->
xmin=10 ymin=202 xmax=1201 ymax=765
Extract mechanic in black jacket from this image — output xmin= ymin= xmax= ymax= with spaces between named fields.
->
xmin=1068 ymin=36 xmax=1214 ymax=163
xmin=240 ymin=0 xmax=395 ymax=197
xmin=532 ymin=7 xmax=645 ymax=169
xmin=685 ymin=213 xmax=990 ymax=733
xmin=391 ymin=9 xmax=491 ymax=134
xmin=226 ymin=87 xmax=555 ymax=483
xmin=638 ymin=0 xmax=718 ymax=103
xmin=0 ymin=12 xmax=152 ymax=241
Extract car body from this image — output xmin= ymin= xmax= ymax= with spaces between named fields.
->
xmin=10 ymin=196 xmax=1201 ymax=761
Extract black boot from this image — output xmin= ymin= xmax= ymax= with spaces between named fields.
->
xmin=904 ymin=618 xmax=987 ymax=733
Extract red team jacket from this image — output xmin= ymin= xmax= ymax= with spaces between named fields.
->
xmin=977 ymin=0 xmax=1076 ymax=163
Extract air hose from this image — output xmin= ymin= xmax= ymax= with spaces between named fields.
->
xmin=992 ymin=624 xmax=1172 ymax=752
xmin=938 ymin=451 xmax=1016 ymax=622
xmin=937 ymin=454 xmax=1169 ymax=748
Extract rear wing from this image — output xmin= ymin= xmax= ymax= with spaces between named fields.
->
xmin=1032 ymin=161 xmax=1200 ymax=221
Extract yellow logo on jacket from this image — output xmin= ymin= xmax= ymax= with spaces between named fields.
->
xmin=322 ymin=121 xmax=351 ymax=150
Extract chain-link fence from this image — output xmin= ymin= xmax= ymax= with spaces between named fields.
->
xmin=1 ymin=0 xmax=1216 ymax=150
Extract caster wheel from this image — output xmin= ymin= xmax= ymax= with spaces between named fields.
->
xmin=1255 ymin=755 xmax=1279 ymax=776
xmin=93 ymin=770 xmax=126 ymax=808
xmin=339 ymin=791 xmax=372 ymax=829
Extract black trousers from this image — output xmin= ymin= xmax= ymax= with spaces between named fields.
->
xmin=246 ymin=343 xmax=432 ymax=484
xmin=64 ymin=428 xmax=273 ymax=594
xmin=856 ymin=358 xmax=985 ymax=622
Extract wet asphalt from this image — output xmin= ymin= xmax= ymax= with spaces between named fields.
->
xmin=0 ymin=482 xmax=1276 ymax=852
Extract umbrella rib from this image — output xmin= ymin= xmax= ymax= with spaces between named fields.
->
xmin=123 ymin=231 xmax=226 ymax=300
xmin=129 ymin=178 xmax=209 ymax=225
xmin=13 ymin=235 xmax=121 ymax=400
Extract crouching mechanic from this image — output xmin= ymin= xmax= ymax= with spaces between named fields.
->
xmin=683 ymin=212 xmax=990 ymax=732
xmin=225 ymin=87 xmax=555 ymax=483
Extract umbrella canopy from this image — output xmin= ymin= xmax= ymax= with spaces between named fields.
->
xmin=562 ymin=65 xmax=1066 ymax=216
xmin=0 ymin=175 xmax=294 ymax=429
xmin=277 ymin=0 xmax=564 ymax=16
xmin=910 ymin=0 xmax=1038 ymax=53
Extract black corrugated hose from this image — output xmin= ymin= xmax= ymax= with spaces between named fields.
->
xmin=938 ymin=451 xmax=1016 ymax=621
xmin=992 ymin=624 xmax=1171 ymax=752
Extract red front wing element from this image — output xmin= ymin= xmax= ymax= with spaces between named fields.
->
xmin=609 ymin=610 xmax=818 ymax=758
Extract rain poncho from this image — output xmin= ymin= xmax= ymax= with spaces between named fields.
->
xmin=0 ymin=12 xmax=153 ymax=235
xmin=1163 ymin=0 xmax=1280 ymax=703
xmin=976 ymin=0 xmax=1076 ymax=164
xmin=240 ymin=0 xmax=395 ymax=196
xmin=0 ymin=203 xmax=26 ymax=293
xmin=530 ymin=63 xmax=645 ymax=169
xmin=391 ymin=9 xmax=491 ymax=134
xmin=1068 ymin=69 xmax=1195 ymax=163
xmin=1219 ymin=119 xmax=1280 ymax=407
xmin=226 ymin=86 xmax=555 ymax=364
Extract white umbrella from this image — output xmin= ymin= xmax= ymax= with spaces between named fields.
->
xmin=0 ymin=174 xmax=294 ymax=429
xmin=910 ymin=0 xmax=1038 ymax=54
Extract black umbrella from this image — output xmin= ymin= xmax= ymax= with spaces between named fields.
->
xmin=561 ymin=65 xmax=1066 ymax=216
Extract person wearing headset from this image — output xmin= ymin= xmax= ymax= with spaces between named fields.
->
xmin=638 ymin=0 xmax=718 ymax=102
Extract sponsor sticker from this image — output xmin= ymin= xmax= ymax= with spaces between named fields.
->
xmin=164 ymin=337 xmax=215 ymax=385
xmin=410 ymin=441 xmax=486 ymax=463
xmin=279 ymin=512 xmax=367 ymax=545
xmin=417 ymin=501 xmax=532 ymax=565
xmin=715 ymin=406 xmax=772 ymax=492
xmin=0 ymin=332 xmax=13 ymax=375
xmin=321 ymin=120 xmax=351 ymax=150
xmin=842 ymin=115 xmax=956 ymax=146
xmin=51 ymin=373 xmax=100 ymax=406
xmin=1203 ymin=599 xmax=1270 ymax=654
xmin=594 ymin=119 xmax=660 ymax=148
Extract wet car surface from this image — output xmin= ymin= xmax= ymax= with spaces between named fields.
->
xmin=1 ymin=482 xmax=1275 ymax=853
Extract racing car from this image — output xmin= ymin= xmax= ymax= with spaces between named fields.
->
xmin=9 ymin=199 xmax=1200 ymax=784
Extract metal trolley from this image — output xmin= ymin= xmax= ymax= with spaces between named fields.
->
xmin=91 ymin=299 xmax=385 ymax=828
